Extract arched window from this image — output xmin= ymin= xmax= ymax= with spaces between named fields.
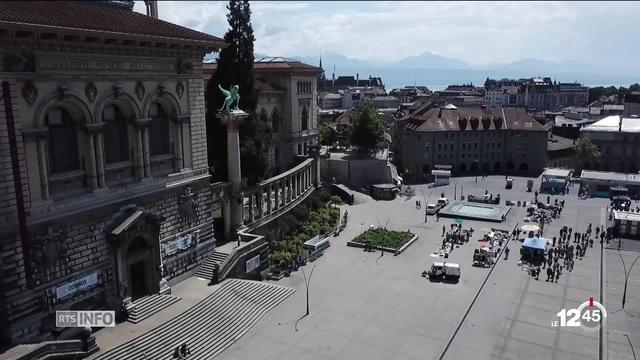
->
xmin=301 ymin=106 xmax=308 ymax=131
xmin=103 ymin=104 xmax=129 ymax=164
xmin=149 ymin=102 xmax=171 ymax=156
xmin=46 ymin=107 xmax=79 ymax=173
xmin=271 ymin=108 xmax=280 ymax=133
xmin=259 ymin=108 xmax=269 ymax=125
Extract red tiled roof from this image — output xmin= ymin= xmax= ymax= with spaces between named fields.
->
xmin=404 ymin=104 xmax=546 ymax=132
xmin=0 ymin=1 xmax=225 ymax=47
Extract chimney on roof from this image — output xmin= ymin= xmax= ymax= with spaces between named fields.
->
xmin=145 ymin=0 xmax=159 ymax=19
xmin=356 ymin=73 xmax=359 ymax=86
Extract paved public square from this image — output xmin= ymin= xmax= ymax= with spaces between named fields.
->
xmin=93 ymin=175 xmax=640 ymax=360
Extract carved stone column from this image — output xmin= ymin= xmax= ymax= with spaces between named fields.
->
xmin=267 ymin=185 xmax=272 ymax=215
xmin=95 ymin=131 xmax=106 ymax=188
xmin=86 ymin=132 xmax=98 ymax=191
xmin=22 ymin=128 xmax=50 ymax=200
xmin=134 ymin=127 xmax=144 ymax=180
xmin=143 ymin=127 xmax=151 ymax=177
xmin=217 ymin=111 xmax=249 ymax=229
xmin=84 ymin=122 xmax=105 ymax=190
xmin=176 ymin=115 xmax=190 ymax=171
xmin=135 ymin=118 xmax=153 ymax=179
xmin=37 ymin=138 xmax=50 ymax=200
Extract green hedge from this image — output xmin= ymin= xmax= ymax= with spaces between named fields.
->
xmin=353 ymin=228 xmax=413 ymax=249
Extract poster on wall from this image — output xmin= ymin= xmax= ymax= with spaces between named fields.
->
xmin=177 ymin=234 xmax=192 ymax=250
xmin=164 ymin=241 xmax=179 ymax=257
xmin=246 ymin=255 xmax=261 ymax=273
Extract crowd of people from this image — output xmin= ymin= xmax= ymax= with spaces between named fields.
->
xmin=525 ymin=222 xmax=605 ymax=282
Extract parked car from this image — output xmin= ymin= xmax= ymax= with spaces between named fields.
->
xmin=426 ymin=203 xmax=438 ymax=215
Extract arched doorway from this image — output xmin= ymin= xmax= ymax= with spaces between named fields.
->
xmin=459 ymin=163 xmax=466 ymax=173
xmin=127 ymin=237 xmax=152 ymax=300
xmin=470 ymin=161 xmax=478 ymax=173
xmin=494 ymin=162 xmax=502 ymax=172
xmin=483 ymin=162 xmax=490 ymax=173
xmin=519 ymin=163 xmax=528 ymax=172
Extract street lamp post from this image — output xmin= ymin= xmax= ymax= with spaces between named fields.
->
xmin=301 ymin=265 xmax=316 ymax=316
xmin=617 ymin=254 xmax=639 ymax=315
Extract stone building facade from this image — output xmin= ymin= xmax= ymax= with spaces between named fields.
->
xmin=0 ymin=1 xmax=227 ymax=345
xmin=203 ymin=57 xmax=321 ymax=177
xmin=484 ymin=77 xmax=589 ymax=111
xmin=580 ymin=115 xmax=640 ymax=173
xmin=395 ymin=103 xmax=549 ymax=180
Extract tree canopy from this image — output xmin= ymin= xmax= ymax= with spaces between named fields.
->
xmin=588 ymin=83 xmax=640 ymax=103
xmin=573 ymin=137 xmax=601 ymax=172
xmin=349 ymin=101 xmax=385 ymax=153
xmin=205 ymin=0 xmax=271 ymax=184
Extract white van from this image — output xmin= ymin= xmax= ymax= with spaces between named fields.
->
xmin=426 ymin=203 xmax=438 ymax=215
xmin=437 ymin=197 xmax=449 ymax=208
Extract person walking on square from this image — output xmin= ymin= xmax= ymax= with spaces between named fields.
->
xmin=504 ymin=247 xmax=510 ymax=260
xmin=555 ymin=267 xmax=561 ymax=283
xmin=552 ymin=236 xmax=556 ymax=247
xmin=442 ymin=225 xmax=446 ymax=237
xmin=546 ymin=266 xmax=553 ymax=282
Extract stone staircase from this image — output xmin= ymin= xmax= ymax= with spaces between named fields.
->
xmin=94 ymin=279 xmax=295 ymax=360
xmin=193 ymin=250 xmax=229 ymax=279
xmin=126 ymin=294 xmax=181 ymax=324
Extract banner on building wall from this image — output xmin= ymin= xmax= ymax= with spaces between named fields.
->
xmin=164 ymin=234 xmax=194 ymax=257
xmin=56 ymin=272 xmax=98 ymax=301
xmin=246 ymin=255 xmax=261 ymax=273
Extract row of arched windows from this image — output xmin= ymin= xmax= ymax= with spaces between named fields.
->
xmin=45 ymin=101 xmax=174 ymax=178
xmin=259 ymin=107 xmax=280 ymax=133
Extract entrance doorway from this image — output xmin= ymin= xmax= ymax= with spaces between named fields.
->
xmin=127 ymin=236 xmax=152 ymax=300
xmin=129 ymin=260 xmax=147 ymax=300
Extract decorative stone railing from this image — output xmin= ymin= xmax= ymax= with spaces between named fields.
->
xmin=241 ymin=158 xmax=319 ymax=228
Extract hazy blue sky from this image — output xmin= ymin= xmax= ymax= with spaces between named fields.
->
xmin=134 ymin=1 xmax=639 ymax=71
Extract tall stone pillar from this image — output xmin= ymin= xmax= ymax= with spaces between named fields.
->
xmin=86 ymin=133 xmax=98 ymax=191
xmin=217 ymin=110 xmax=249 ymax=229
xmin=143 ymin=127 xmax=151 ymax=177
xmin=95 ymin=131 xmax=106 ymax=188
xmin=36 ymin=138 xmax=50 ymax=200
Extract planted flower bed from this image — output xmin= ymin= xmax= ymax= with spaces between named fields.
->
xmin=353 ymin=228 xmax=413 ymax=249
xmin=268 ymin=189 xmax=341 ymax=277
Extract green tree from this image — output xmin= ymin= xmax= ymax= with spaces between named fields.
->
xmin=318 ymin=120 xmax=336 ymax=146
xmin=205 ymin=0 xmax=271 ymax=184
xmin=350 ymin=101 xmax=385 ymax=153
xmin=574 ymin=137 xmax=601 ymax=173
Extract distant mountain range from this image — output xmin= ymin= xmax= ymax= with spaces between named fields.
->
xmin=205 ymin=51 xmax=640 ymax=90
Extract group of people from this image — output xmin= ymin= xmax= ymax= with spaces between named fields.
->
xmin=173 ymin=343 xmax=191 ymax=359
xmin=528 ymin=223 xmax=600 ymax=282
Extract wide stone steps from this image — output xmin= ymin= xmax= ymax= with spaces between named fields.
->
xmin=194 ymin=250 xmax=229 ymax=279
xmin=127 ymin=294 xmax=181 ymax=324
xmin=94 ymin=279 xmax=295 ymax=360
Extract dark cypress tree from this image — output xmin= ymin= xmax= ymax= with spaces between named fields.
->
xmin=205 ymin=0 xmax=271 ymax=184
